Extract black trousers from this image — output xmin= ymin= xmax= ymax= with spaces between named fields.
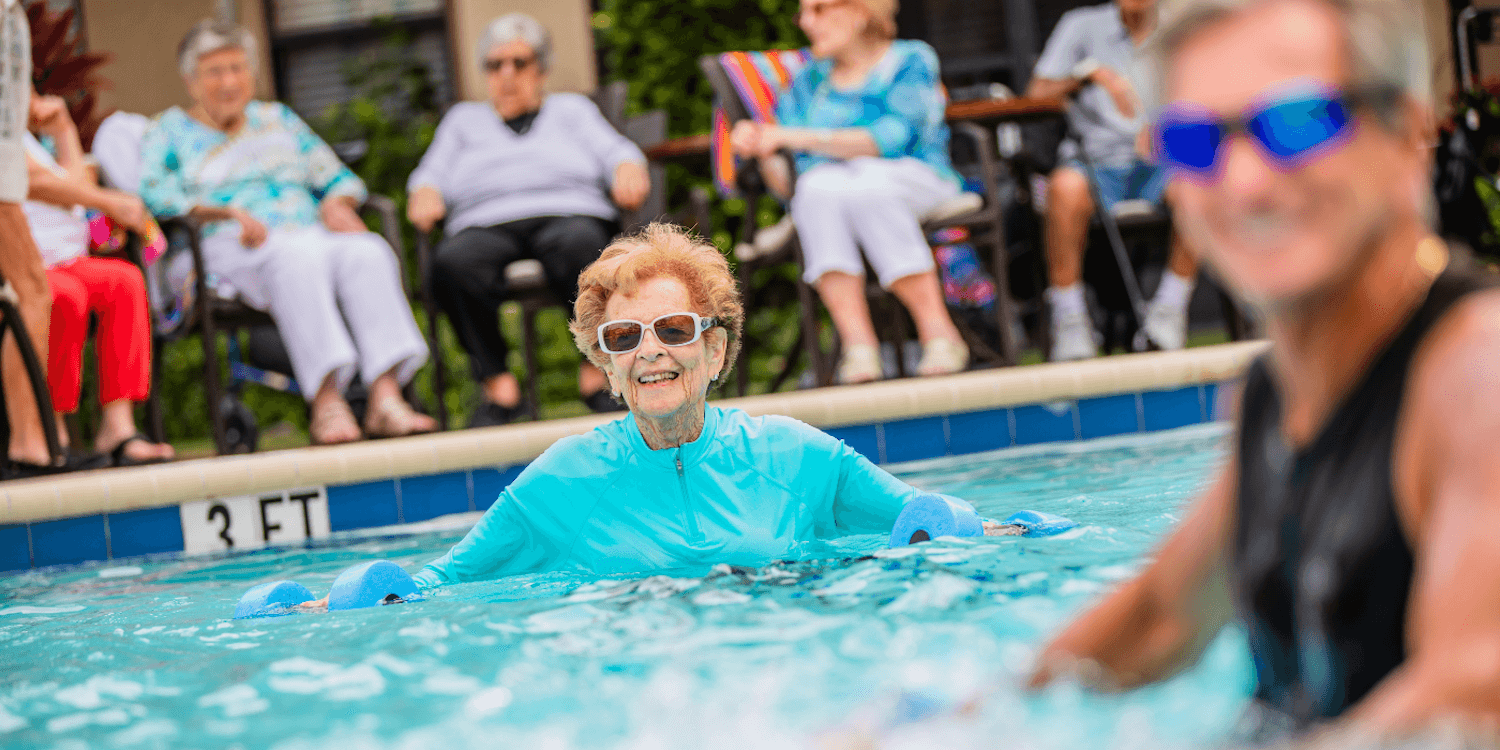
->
xmin=428 ymin=215 xmax=616 ymax=382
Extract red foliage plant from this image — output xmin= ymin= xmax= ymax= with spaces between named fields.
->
xmin=26 ymin=1 xmax=114 ymax=150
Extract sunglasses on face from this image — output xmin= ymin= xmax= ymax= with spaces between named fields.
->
xmin=483 ymin=56 xmax=535 ymax=74
xmin=597 ymin=312 xmax=718 ymax=355
xmin=1154 ymin=84 xmax=1401 ymax=178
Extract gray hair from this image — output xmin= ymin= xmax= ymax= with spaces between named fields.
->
xmin=1149 ymin=0 xmax=1431 ymax=115
xmin=476 ymin=13 xmax=551 ymax=72
xmin=177 ymin=19 xmax=257 ymax=78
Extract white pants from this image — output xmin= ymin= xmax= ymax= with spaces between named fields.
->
xmin=203 ymin=226 xmax=429 ymax=401
xmin=788 ymin=157 xmax=960 ymax=287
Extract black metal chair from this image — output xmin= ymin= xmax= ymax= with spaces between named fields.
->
xmin=700 ymin=53 xmax=1022 ymax=392
xmin=0 ymin=273 xmax=66 ymax=472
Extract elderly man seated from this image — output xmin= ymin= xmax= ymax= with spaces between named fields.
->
xmin=139 ymin=20 xmax=434 ymax=445
xmin=1028 ymin=0 xmax=1198 ymax=361
xmin=407 ymin=12 xmax=650 ymax=428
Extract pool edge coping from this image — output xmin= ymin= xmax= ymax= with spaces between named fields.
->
xmin=1 ymin=340 xmax=1267 ymax=525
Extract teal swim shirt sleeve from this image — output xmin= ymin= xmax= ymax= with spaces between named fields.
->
xmin=413 ymin=436 xmax=604 ymax=587
xmin=779 ymin=418 xmax=915 ymax=533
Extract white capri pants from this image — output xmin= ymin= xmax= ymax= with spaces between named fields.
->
xmin=203 ymin=225 xmax=429 ymax=401
xmin=788 ymin=157 xmax=960 ymax=287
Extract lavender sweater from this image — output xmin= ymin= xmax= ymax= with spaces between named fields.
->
xmin=407 ymin=93 xmax=645 ymax=234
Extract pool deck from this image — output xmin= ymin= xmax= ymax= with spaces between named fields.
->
xmin=0 ymin=341 xmax=1267 ymax=570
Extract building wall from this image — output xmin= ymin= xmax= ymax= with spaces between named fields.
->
xmin=449 ymin=0 xmax=597 ymax=101
xmin=1427 ymin=0 xmax=1456 ymax=109
xmin=80 ymin=0 xmax=274 ymax=117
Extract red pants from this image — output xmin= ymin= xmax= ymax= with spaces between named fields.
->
xmin=46 ymin=256 xmax=152 ymax=413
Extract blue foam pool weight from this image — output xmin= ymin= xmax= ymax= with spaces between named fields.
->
xmin=234 ymin=580 xmax=314 ymax=619
xmin=1000 ymin=510 xmax=1077 ymax=537
xmin=326 ymin=560 xmax=424 ymax=611
xmin=889 ymin=493 xmax=985 ymax=547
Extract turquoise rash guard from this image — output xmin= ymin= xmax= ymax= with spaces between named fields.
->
xmin=413 ymin=405 xmax=919 ymax=587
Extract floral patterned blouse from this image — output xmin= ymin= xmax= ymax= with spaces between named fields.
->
xmin=138 ymin=101 xmax=366 ymax=239
xmin=774 ymin=39 xmax=960 ymax=187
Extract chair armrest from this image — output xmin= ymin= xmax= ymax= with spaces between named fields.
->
xmin=360 ymin=195 xmax=411 ymax=295
xmin=950 ymin=121 xmax=1002 ymax=204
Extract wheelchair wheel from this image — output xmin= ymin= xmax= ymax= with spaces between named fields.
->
xmin=219 ymin=395 xmax=259 ymax=454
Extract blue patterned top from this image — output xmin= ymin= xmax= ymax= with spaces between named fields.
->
xmin=138 ymin=101 xmax=367 ymax=238
xmin=774 ymin=39 xmax=959 ymax=187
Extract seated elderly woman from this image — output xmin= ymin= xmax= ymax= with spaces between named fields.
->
xmin=22 ymin=93 xmax=173 ymax=466
xmin=139 ymin=20 xmax=434 ymax=445
xmin=408 ymin=12 xmax=650 ymax=428
xmin=730 ymin=0 xmax=971 ymax=384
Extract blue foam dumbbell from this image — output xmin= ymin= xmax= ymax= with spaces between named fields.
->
xmin=889 ymin=493 xmax=986 ymax=547
xmin=234 ymin=580 xmax=314 ymax=619
xmin=999 ymin=509 xmax=1078 ymax=537
xmin=326 ymin=560 xmax=424 ymax=611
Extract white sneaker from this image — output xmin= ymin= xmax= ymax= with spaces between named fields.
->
xmin=1139 ymin=297 xmax=1188 ymax=351
xmin=1050 ymin=307 xmax=1098 ymax=361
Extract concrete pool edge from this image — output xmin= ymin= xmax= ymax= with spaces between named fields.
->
xmin=0 ymin=340 xmax=1267 ymax=570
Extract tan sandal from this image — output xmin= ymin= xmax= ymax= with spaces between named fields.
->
xmin=363 ymin=397 xmax=438 ymax=438
xmin=837 ymin=344 xmax=883 ymax=384
xmin=310 ymin=398 xmax=362 ymax=445
xmin=916 ymin=338 xmax=969 ymax=377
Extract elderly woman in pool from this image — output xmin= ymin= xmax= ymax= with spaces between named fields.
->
xmin=403 ymin=223 xmax=1015 ymax=586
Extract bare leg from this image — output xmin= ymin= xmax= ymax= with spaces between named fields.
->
xmin=887 ymin=270 xmax=962 ymax=344
xmin=815 ymin=271 xmax=879 ymax=348
xmin=1044 ymin=168 xmax=1097 ymax=289
xmin=482 ymin=372 xmax=522 ymax=408
xmin=94 ymin=400 xmax=174 ymax=461
xmin=0 ymin=204 xmax=52 ymax=465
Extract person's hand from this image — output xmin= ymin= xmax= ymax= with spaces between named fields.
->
xmin=611 ymin=161 xmax=650 ymax=211
xmin=320 ymin=197 xmax=365 ymax=233
xmin=1090 ymin=67 xmax=1139 ymax=120
xmin=731 ymin=120 xmax=778 ymax=158
xmin=229 ymin=208 xmax=268 ymax=248
xmin=982 ymin=520 xmax=1026 ymax=536
xmin=98 ymin=190 xmax=152 ymax=235
xmin=27 ymin=94 xmax=74 ymax=137
xmin=406 ymin=186 xmax=446 ymax=233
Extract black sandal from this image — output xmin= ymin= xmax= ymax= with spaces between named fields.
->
xmin=467 ymin=401 xmax=520 ymax=429
xmin=3 ymin=451 xmax=111 ymax=480
xmin=105 ymin=433 xmax=171 ymax=467
xmin=583 ymin=389 xmax=627 ymax=414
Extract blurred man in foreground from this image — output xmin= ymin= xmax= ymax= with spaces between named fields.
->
xmin=1029 ymin=0 xmax=1500 ymax=742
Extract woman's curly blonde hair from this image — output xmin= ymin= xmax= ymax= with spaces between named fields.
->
xmin=570 ymin=223 xmax=744 ymax=381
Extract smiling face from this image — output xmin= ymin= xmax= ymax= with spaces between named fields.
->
xmin=799 ymin=0 xmax=868 ymax=59
xmin=185 ymin=47 xmax=254 ymax=127
xmin=484 ymin=39 xmax=545 ymax=120
xmin=1165 ymin=0 xmax=1429 ymax=311
xmin=601 ymin=276 xmax=727 ymax=425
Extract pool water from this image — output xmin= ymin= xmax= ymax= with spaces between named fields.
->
xmin=0 ymin=424 xmax=1253 ymax=749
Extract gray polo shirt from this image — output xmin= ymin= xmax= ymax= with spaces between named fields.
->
xmin=1033 ymin=3 xmax=1154 ymax=168
xmin=0 ymin=0 xmax=30 ymax=203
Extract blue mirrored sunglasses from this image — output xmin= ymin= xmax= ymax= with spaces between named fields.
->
xmin=1154 ymin=85 xmax=1400 ymax=176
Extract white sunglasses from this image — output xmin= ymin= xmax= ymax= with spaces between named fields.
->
xmin=597 ymin=312 xmax=717 ymax=354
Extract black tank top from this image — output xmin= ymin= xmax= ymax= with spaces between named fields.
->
xmin=1233 ymin=268 xmax=1495 ymax=728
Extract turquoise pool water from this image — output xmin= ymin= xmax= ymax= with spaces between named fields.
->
xmin=0 ymin=424 xmax=1253 ymax=749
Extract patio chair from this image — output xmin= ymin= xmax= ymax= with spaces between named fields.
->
xmin=415 ymin=90 xmax=711 ymax=426
xmin=700 ymin=49 xmax=1021 ymax=391
xmin=0 ymin=271 xmax=66 ymax=472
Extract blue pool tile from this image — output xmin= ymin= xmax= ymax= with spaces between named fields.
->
xmin=1013 ymin=402 xmax=1078 ymax=445
xmin=327 ymin=480 xmax=401 ymax=532
xmin=107 ymin=507 xmax=184 ymax=559
xmin=472 ymin=465 xmax=524 ymax=511
xmin=0 ymin=524 xmax=28 ymax=571
xmin=31 ymin=515 xmax=107 ymax=568
xmin=1079 ymin=393 xmax=1142 ymax=440
xmin=1204 ymin=382 xmax=1221 ymax=421
xmin=881 ymin=416 xmax=947 ymax=463
xmin=399 ymin=472 xmax=471 ymax=523
xmin=826 ymin=425 xmax=880 ymax=463
xmin=946 ymin=409 xmax=1011 ymax=455
xmin=1143 ymin=386 xmax=1205 ymax=432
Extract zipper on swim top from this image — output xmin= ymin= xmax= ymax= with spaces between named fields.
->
xmin=676 ymin=449 xmax=701 ymax=539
